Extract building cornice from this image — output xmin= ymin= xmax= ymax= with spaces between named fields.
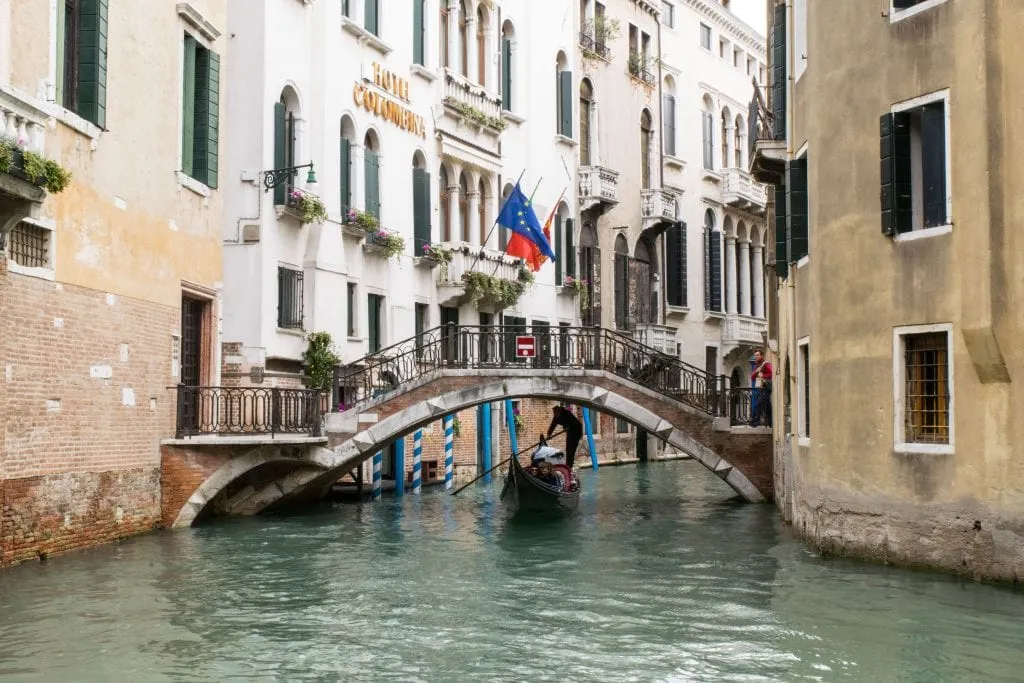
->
xmin=176 ymin=3 xmax=221 ymax=43
xmin=682 ymin=0 xmax=765 ymax=58
xmin=630 ymin=0 xmax=660 ymax=17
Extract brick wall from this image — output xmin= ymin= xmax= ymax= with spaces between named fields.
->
xmin=0 ymin=263 xmax=173 ymax=566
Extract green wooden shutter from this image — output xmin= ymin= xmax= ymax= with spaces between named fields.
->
xmin=413 ymin=0 xmax=425 ymax=65
xmin=710 ymin=231 xmax=722 ymax=312
xmin=365 ymin=150 xmax=380 ymax=218
xmin=558 ymin=70 xmax=573 ymax=137
xmin=920 ymin=102 xmax=946 ymax=228
xmin=364 ymin=0 xmax=378 ymax=36
xmin=181 ymin=36 xmax=197 ymax=178
xmin=413 ymin=168 xmax=432 ymax=255
xmin=554 ymin=215 xmax=563 ymax=284
xmin=342 ymin=0 xmax=350 ymax=16
xmin=273 ymin=101 xmax=287 ymax=205
xmin=193 ymin=48 xmax=220 ymax=188
xmin=770 ymin=3 xmax=786 ymax=141
xmin=703 ymin=227 xmax=712 ymax=310
xmin=76 ymin=0 xmax=108 ymax=128
xmin=501 ymin=39 xmax=512 ymax=110
xmin=340 ymin=137 xmax=352 ymax=215
xmin=787 ymin=156 xmax=808 ymax=262
xmin=666 ymin=221 xmax=686 ymax=307
xmin=775 ymin=188 xmax=788 ymax=278
xmin=565 ymin=218 xmax=576 ymax=278
xmin=880 ymin=112 xmax=911 ymax=236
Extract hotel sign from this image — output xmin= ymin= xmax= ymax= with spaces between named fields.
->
xmin=353 ymin=62 xmax=426 ymax=138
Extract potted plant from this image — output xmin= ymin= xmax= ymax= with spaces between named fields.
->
xmin=345 ymin=207 xmax=380 ymax=231
xmin=302 ymin=331 xmax=340 ymax=391
xmin=563 ymin=275 xmax=589 ymax=308
xmin=364 ymin=228 xmax=405 ymax=260
xmin=421 ymin=242 xmax=454 ymax=278
xmin=0 ymin=136 xmax=72 ymax=193
xmin=287 ymin=188 xmax=329 ymax=224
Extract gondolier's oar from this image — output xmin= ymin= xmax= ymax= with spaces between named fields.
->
xmin=451 ymin=430 xmax=565 ymax=496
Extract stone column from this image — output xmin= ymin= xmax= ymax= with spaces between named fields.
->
xmin=447 ymin=0 xmax=459 ymax=73
xmin=752 ymin=244 xmax=765 ymax=319
xmin=466 ymin=15 xmax=477 ymax=83
xmin=351 ymin=144 xmax=365 ymax=211
xmin=726 ymin=234 xmax=738 ymax=315
xmin=467 ymin=190 xmax=481 ymax=246
xmin=724 ymin=124 xmax=735 ymax=169
xmin=482 ymin=27 xmax=494 ymax=90
xmin=447 ymin=183 xmax=461 ymax=241
xmin=738 ymin=239 xmax=751 ymax=316
xmin=590 ymin=101 xmax=600 ymax=165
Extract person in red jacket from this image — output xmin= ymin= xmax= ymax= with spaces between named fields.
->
xmin=750 ymin=349 xmax=773 ymax=427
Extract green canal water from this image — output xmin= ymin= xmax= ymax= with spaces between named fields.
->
xmin=2 ymin=461 xmax=1023 ymax=682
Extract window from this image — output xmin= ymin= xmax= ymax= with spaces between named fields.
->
xmin=640 ymin=110 xmax=653 ymax=189
xmin=367 ymin=293 xmax=384 ymax=353
xmin=894 ymin=326 xmax=953 ymax=452
xmin=273 ymin=93 xmax=297 ymax=205
xmin=579 ymin=79 xmax=593 ymax=165
xmin=661 ymin=1 xmax=674 ymax=28
xmin=278 ymin=267 xmax=303 ymax=330
xmin=770 ymin=4 xmax=786 ymax=138
xmin=476 ymin=7 xmax=486 ymax=87
xmin=665 ymin=220 xmax=687 ymax=308
xmin=458 ymin=0 xmax=468 ymax=77
xmin=364 ymin=0 xmax=379 ymax=36
xmin=413 ymin=161 xmax=432 ymax=255
xmin=340 ymin=124 xmax=354 ymax=215
xmin=733 ymin=48 xmax=742 ymax=68
xmin=703 ymin=210 xmax=722 ymax=313
xmin=701 ymin=97 xmax=714 ymax=170
xmin=613 ymin=234 xmax=628 ymax=329
xmin=785 ymin=153 xmax=808 ymax=262
xmin=720 ymin=109 xmax=729 ymax=170
xmin=699 ymin=23 xmax=711 ymax=50
xmin=341 ymin=0 xmax=349 ymax=17
xmin=347 ymin=283 xmax=357 ymax=337
xmin=181 ymin=34 xmax=221 ymax=188
xmin=478 ymin=179 xmax=487 ymax=245
xmin=439 ymin=166 xmax=451 ymax=241
xmin=797 ymin=339 xmax=810 ymax=440
xmin=7 ymin=220 xmax=54 ymax=273
xmin=662 ymin=92 xmax=676 ymax=157
xmin=881 ymin=92 xmax=950 ymax=238
xmin=554 ymin=212 xmax=564 ymax=283
xmin=501 ymin=29 xmax=513 ymax=111
xmin=890 ymin=0 xmax=948 ymax=22
xmin=734 ymin=115 xmax=743 ymax=167
xmin=56 ymin=0 xmax=108 ymax=128
xmin=364 ymin=131 xmax=380 ymax=219
xmin=440 ymin=2 xmax=450 ymax=68
xmin=557 ymin=63 xmax=573 ymax=137
xmin=458 ymin=172 xmax=469 ymax=242
xmin=616 ymin=417 xmax=630 ymax=433
xmin=719 ymin=38 xmax=727 ymax=59
xmin=558 ymin=322 xmax=570 ymax=362
xmin=414 ymin=303 xmax=429 ymax=358
xmin=413 ymin=0 xmax=426 ymax=66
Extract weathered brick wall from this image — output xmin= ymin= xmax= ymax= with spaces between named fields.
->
xmin=0 ymin=265 xmax=172 ymax=566
xmin=159 ymin=445 xmax=238 ymax=528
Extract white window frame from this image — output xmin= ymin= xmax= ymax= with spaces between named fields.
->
xmin=892 ymin=323 xmax=954 ymax=455
xmin=6 ymin=216 xmax=57 ymax=281
xmin=889 ymin=0 xmax=949 ymax=23
xmin=661 ymin=1 xmax=674 ymax=29
xmin=797 ymin=336 xmax=810 ymax=446
xmin=891 ymin=88 xmax=952 ymax=242
xmin=177 ymin=6 xmax=220 ymax=198
xmin=699 ymin=23 xmax=711 ymax=51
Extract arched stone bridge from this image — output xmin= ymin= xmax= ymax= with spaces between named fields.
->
xmin=161 ymin=326 xmax=771 ymax=527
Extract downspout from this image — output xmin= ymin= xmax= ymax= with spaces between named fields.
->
xmin=785 ymin=0 xmax=797 ymax=445
xmin=656 ymin=8 xmax=666 ymax=325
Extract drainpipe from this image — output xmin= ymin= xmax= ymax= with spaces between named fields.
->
xmin=655 ymin=9 xmax=666 ymax=324
xmin=785 ymin=0 xmax=797 ymax=447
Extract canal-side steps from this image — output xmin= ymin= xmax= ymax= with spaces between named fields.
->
xmin=160 ymin=325 xmax=772 ymax=528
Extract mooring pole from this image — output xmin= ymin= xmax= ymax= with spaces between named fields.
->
xmin=504 ymin=399 xmax=519 ymax=457
xmin=394 ymin=438 xmax=405 ymax=497
xmin=481 ymin=403 xmax=493 ymax=483
xmin=372 ymin=451 xmax=382 ymax=501
xmin=444 ymin=415 xmax=454 ymax=490
xmin=412 ymin=429 xmax=423 ymax=494
xmin=582 ymin=407 xmax=599 ymax=471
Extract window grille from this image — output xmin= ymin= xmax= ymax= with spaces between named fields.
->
xmin=9 ymin=222 xmax=50 ymax=269
xmin=277 ymin=267 xmax=304 ymax=329
xmin=903 ymin=332 xmax=949 ymax=444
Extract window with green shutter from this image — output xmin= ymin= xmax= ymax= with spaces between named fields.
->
xmin=554 ymin=215 xmax=563 ymax=284
xmin=565 ymin=218 xmax=576 ymax=278
xmin=181 ymin=33 xmax=220 ymax=188
xmin=786 ymin=155 xmax=807 ymax=262
xmin=501 ymin=39 xmax=513 ymax=111
xmin=413 ymin=167 xmax=432 ymax=255
xmin=365 ymin=150 xmax=380 ymax=219
xmin=881 ymin=97 xmax=948 ymax=236
xmin=413 ymin=0 xmax=426 ymax=66
xmin=665 ymin=221 xmax=687 ymax=308
xmin=775 ymin=187 xmax=788 ymax=278
xmin=273 ymin=100 xmax=287 ymax=205
xmin=364 ymin=0 xmax=379 ymax=36
xmin=56 ymin=0 xmax=107 ymax=128
xmin=340 ymin=137 xmax=352 ymax=216
xmin=557 ymin=70 xmax=572 ymax=137
xmin=770 ymin=3 xmax=786 ymax=141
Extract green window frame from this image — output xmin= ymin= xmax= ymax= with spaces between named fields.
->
xmin=56 ymin=0 xmax=108 ymax=128
xmin=181 ymin=34 xmax=220 ymax=188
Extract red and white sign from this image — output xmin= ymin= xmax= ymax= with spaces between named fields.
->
xmin=515 ymin=335 xmax=536 ymax=358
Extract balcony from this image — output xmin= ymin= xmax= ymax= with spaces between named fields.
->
xmin=441 ymin=72 xmax=505 ymax=134
xmin=633 ymin=324 xmax=678 ymax=356
xmin=640 ymin=188 xmax=678 ymax=227
xmin=0 ymin=86 xmax=55 ymax=233
xmin=721 ymin=168 xmax=767 ymax=213
xmin=172 ymin=385 xmax=327 ymax=439
xmin=578 ymin=166 xmax=619 ymax=212
xmin=748 ymin=86 xmax=785 ymax=185
xmin=434 ymin=242 xmax=526 ymax=309
xmin=721 ymin=314 xmax=767 ymax=347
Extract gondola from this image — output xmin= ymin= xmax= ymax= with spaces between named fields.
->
xmin=500 ymin=446 xmax=580 ymax=514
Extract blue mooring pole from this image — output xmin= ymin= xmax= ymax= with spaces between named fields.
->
xmin=412 ymin=429 xmax=423 ymax=494
xmin=582 ymin=407 xmax=598 ymax=471
xmin=444 ymin=415 xmax=454 ymax=490
xmin=481 ymin=403 xmax=493 ymax=483
xmin=371 ymin=451 xmax=382 ymax=500
xmin=504 ymin=399 xmax=519 ymax=456
xmin=394 ymin=438 xmax=405 ymax=497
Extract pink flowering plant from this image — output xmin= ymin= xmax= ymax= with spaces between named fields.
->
xmin=421 ymin=242 xmax=453 ymax=277
xmin=345 ymin=207 xmax=379 ymax=232
xmin=366 ymin=228 xmax=405 ymax=260
xmin=287 ymin=188 xmax=328 ymax=224
xmin=563 ymin=275 xmax=589 ymax=308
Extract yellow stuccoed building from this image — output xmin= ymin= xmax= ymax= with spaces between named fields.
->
xmin=751 ymin=0 xmax=1024 ymax=583
xmin=0 ymin=1 xmax=226 ymax=566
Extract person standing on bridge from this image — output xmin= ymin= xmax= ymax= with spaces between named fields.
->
xmin=547 ymin=405 xmax=583 ymax=470
xmin=750 ymin=349 xmax=773 ymax=428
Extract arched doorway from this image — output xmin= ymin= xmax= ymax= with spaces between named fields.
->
xmin=580 ymin=222 xmax=600 ymax=326
xmin=613 ymin=234 xmax=629 ymax=330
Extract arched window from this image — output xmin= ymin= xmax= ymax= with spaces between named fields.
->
xmin=478 ymin=178 xmax=488 ymax=245
xmin=476 ymin=6 xmax=487 ymax=87
xmin=702 ymin=95 xmax=715 ymax=170
xmin=339 ymin=116 xmax=356 ymax=216
xmin=273 ymin=89 xmax=300 ymax=205
xmin=459 ymin=0 xmax=468 ymax=78
xmin=640 ymin=109 xmax=653 ymax=189
xmin=580 ymin=222 xmax=600 ymax=326
xmin=440 ymin=166 xmax=451 ymax=241
xmin=720 ymin=107 xmax=731 ymax=169
xmin=458 ymin=172 xmax=469 ymax=242
xmin=703 ymin=209 xmax=722 ymax=313
xmin=734 ymin=114 xmax=744 ymax=168
xmin=663 ymin=76 xmax=677 ymax=158
xmin=579 ymin=79 xmax=593 ymax=165
xmin=364 ymin=130 xmax=381 ymax=218
xmin=634 ymin=237 xmax=657 ymax=324
xmin=412 ymin=151 xmax=431 ymax=254
xmin=614 ymin=234 xmax=629 ymax=329
xmin=501 ymin=22 xmax=515 ymax=111
xmin=556 ymin=51 xmax=571 ymax=137
xmin=440 ymin=1 xmax=450 ymax=68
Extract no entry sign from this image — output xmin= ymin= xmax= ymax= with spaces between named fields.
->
xmin=515 ymin=335 xmax=536 ymax=358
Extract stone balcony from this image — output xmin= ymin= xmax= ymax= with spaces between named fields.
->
xmin=721 ymin=314 xmax=767 ymax=347
xmin=578 ymin=166 xmax=619 ymax=212
xmin=640 ymin=188 xmax=678 ymax=228
xmin=721 ymin=168 xmax=767 ymax=214
xmin=0 ymin=85 xmax=53 ymax=233
xmin=441 ymin=72 xmax=504 ymax=133
xmin=434 ymin=242 xmax=525 ymax=309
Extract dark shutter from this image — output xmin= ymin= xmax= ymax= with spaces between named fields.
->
xmin=666 ymin=221 xmax=687 ymax=308
xmin=364 ymin=0 xmax=378 ymax=36
xmin=880 ymin=112 xmax=911 ymax=236
xmin=76 ymin=0 xmax=108 ymax=129
xmin=565 ymin=218 xmax=576 ymax=278
xmin=273 ymin=101 xmax=287 ymax=205
xmin=413 ymin=167 xmax=432 ymax=255
xmin=365 ymin=150 xmax=380 ymax=218
xmin=502 ymin=39 xmax=512 ymax=110
xmin=193 ymin=48 xmax=220 ymax=188
xmin=703 ymin=226 xmax=712 ymax=310
xmin=558 ymin=70 xmax=573 ymax=137
xmin=413 ymin=0 xmax=425 ymax=65
xmin=663 ymin=95 xmax=676 ymax=157
xmin=770 ymin=3 xmax=786 ymax=141
xmin=920 ymin=102 xmax=947 ymax=228
xmin=709 ymin=231 xmax=722 ymax=312
xmin=787 ymin=156 xmax=808 ymax=262
xmin=342 ymin=0 xmax=350 ymax=16
xmin=775 ymin=187 xmax=788 ymax=278
xmin=277 ymin=268 xmax=303 ymax=329
xmin=340 ymin=137 xmax=352 ymax=215
xmin=181 ymin=36 xmax=197 ymax=177
xmin=367 ymin=295 xmax=380 ymax=353
xmin=554 ymin=215 xmax=563 ymax=284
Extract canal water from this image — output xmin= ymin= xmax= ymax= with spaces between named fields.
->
xmin=2 ymin=461 xmax=1023 ymax=682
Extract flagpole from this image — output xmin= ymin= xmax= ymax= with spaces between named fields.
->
xmin=466 ymin=169 xmax=526 ymax=275
xmin=490 ymin=177 xmax=543 ymax=277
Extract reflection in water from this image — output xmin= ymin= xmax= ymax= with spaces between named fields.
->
xmin=0 ymin=461 xmax=1023 ymax=682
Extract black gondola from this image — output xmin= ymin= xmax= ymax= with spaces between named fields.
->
xmin=500 ymin=447 xmax=580 ymax=514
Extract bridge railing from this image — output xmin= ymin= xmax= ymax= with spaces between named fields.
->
xmin=334 ymin=325 xmax=736 ymax=417
xmin=173 ymin=384 xmax=327 ymax=438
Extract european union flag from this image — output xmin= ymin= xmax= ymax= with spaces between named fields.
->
xmin=497 ymin=182 xmax=556 ymax=261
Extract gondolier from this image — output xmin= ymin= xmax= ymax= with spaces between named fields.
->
xmin=547 ymin=405 xmax=583 ymax=470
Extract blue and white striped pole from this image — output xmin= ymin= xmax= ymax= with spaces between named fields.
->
xmin=481 ymin=403 xmax=492 ymax=483
xmin=412 ymin=429 xmax=423 ymax=494
xmin=394 ymin=438 xmax=405 ymax=497
xmin=371 ymin=451 xmax=382 ymax=500
xmin=505 ymin=399 xmax=519 ymax=455
xmin=582 ymin=407 xmax=599 ymax=471
xmin=444 ymin=416 xmax=454 ymax=490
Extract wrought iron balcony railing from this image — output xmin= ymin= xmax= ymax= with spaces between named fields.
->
xmin=173 ymin=384 xmax=327 ymax=439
